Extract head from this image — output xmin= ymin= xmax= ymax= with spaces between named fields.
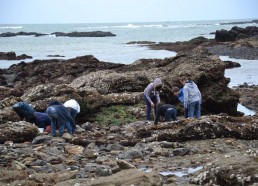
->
xmin=153 ymin=78 xmax=163 ymax=91
xmin=180 ymin=76 xmax=188 ymax=86
xmin=48 ymin=100 xmax=62 ymax=106
xmin=172 ymin=86 xmax=180 ymax=96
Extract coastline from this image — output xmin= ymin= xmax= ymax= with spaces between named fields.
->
xmin=0 ymin=24 xmax=258 ymax=185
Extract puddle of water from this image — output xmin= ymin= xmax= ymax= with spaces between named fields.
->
xmin=237 ymin=103 xmax=256 ymax=116
xmin=159 ymin=166 xmax=203 ymax=177
xmin=138 ymin=167 xmax=153 ymax=173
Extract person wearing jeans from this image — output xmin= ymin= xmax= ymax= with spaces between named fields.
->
xmin=180 ymin=76 xmax=202 ymax=118
xmin=46 ymin=105 xmax=74 ymax=137
xmin=143 ymin=78 xmax=163 ymax=124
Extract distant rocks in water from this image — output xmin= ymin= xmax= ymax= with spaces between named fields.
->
xmin=223 ymin=60 xmax=241 ymax=69
xmin=215 ymin=26 xmax=258 ymax=42
xmin=47 ymin=54 xmax=65 ymax=57
xmin=52 ymin=31 xmax=116 ymax=37
xmin=220 ymin=19 xmax=258 ymax=25
xmin=127 ymin=41 xmax=156 ymax=45
xmin=0 ymin=52 xmax=32 ymax=60
xmin=147 ymin=26 xmax=258 ymax=60
xmin=0 ymin=31 xmax=47 ymax=37
xmin=0 ymin=31 xmax=116 ymax=37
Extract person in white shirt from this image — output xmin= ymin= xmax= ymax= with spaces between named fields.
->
xmin=63 ymin=99 xmax=80 ymax=120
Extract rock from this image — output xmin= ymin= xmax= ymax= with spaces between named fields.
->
xmin=172 ymin=148 xmax=191 ymax=156
xmin=234 ymin=84 xmax=258 ymax=112
xmin=54 ymin=169 xmax=162 ymax=186
xmin=51 ymin=31 xmax=116 ymax=37
xmin=117 ymin=160 xmax=136 ymax=169
xmin=0 ymin=121 xmax=38 ymax=143
xmin=0 ymin=52 xmax=32 ymax=60
xmin=32 ymin=135 xmax=52 ymax=144
xmin=64 ymin=145 xmax=84 ymax=155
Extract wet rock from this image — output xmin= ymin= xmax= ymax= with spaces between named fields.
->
xmin=234 ymin=84 xmax=258 ymax=112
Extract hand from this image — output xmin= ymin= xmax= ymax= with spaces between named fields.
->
xmin=150 ymin=102 xmax=154 ymax=107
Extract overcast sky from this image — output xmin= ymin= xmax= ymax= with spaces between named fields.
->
xmin=0 ymin=0 xmax=258 ymax=24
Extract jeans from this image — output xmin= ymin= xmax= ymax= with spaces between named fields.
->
xmin=144 ymin=95 xmax=157 ymax=121
xmin=164 ymin=108 xmax=177 ymax=121
xmin=47 ymin=107 xmax=72 ymax=137
xmin=67 ymin=107 xmax=78 ymax=133
xmin=187 ymin=101 xmax=201 ymax=118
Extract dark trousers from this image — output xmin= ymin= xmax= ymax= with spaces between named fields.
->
xmin=144 ymin=95 xmax=157 ymax=121
xmin=164 ymin=108 xmax=177 ymax=121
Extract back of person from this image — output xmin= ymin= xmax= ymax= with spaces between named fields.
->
xmin=13 ymin=102 xmax=35 ymax=122
xmin=184 ymin=80 xmax=201 ymax=105
xmin=34 ymin=112 xmax=51 ymax=129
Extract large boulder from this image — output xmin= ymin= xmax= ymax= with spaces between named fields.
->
xmin=0 ymin=121 xmax=38 ymax=143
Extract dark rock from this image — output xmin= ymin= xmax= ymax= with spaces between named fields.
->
xmin=51 ymin=31 xmax=116 ymax=37
xmin=172 ymin=148 xmax=191 ymax=156
xmin=0 ymin=52 xmax=32 ymax=60
xmin=215 ymin=26 xmax=258 ymax=42
xmin=223 ymin=60 xmax=241 ymax=69
xmin=0 ymin=32 xmax=47 ymax=37
xmin=47 ymin=55 xmax=65 ymax=57
xmin=32 ymin=135 xmax=52 ymax=144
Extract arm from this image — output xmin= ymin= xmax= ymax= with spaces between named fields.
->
xmin=144 ymin=84 xmax=154 ymax=103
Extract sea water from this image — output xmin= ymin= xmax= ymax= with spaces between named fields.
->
xmin=1 ymin=20 xmax=257 ymax=114
xmin=221 ymin=56 xmax=258 ymax=115
xmin=0 ymin=19 xmax=257 ymax=67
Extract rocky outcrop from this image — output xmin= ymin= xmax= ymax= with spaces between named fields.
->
xmin=146 ymin=26 xmax=258 ymax=60
xmin=0 ymin=32 xmax=47 ymax=37
xmin=234 ymin=84 xmax=258 ymax=111
xmin=215 ymin=26 xmax=258 ymax=42
xmin=0 ymin=52 xmax=32 ymax=60
xmin=220 ymin=19 xmax=258 ymax=25
xmin=0 ymin=121 xmax=38 ymax=143
xmin=0 ymin=48 xmax=240 ymax=124
xmin=52 ymin=31 xmax=116 ymax=37
xmin=0 ymin=31 xmax=116 ymax=37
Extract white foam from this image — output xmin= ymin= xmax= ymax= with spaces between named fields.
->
xmin=0 ymin=26 xmax=22 ymax=29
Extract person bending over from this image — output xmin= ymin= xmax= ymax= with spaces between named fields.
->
xmin=46 ymin=104 xmax=75 ymax=137
xmin=143 ymin=78 xmax=163 ymax=124
xmin=154 ymin=104 xmax=177 ymax=125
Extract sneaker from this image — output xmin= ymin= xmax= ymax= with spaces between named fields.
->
xmin=145 ymin=120 xmax=151 ymax=125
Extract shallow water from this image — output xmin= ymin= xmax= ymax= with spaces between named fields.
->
xmin=159 ymin=166 xmax=203 ymax=177
xmin=220 ymin=56 xmax=257 ymax=115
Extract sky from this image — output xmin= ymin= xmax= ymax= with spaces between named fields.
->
xmin=0 ymin=0 xmax=258 ymax=24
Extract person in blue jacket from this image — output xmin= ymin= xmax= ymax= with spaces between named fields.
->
xmin=13 ymin=102 xmax=51 ymax=131
xmin=46 ymin=104 xmax=74 ymax=137
xmin=172 ymin=86 xmax=188 ymax=118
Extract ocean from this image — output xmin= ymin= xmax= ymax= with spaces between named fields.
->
xmin=0 ymin=19 xmax=257 ymax=68
xmin=0 ymin=19 xmax=257 ymax=115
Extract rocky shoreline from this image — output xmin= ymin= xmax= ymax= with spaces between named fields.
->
xmin=0 ymin=26 xmax=258 ymax=185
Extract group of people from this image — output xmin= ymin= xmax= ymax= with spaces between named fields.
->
xmin=12 ymin=99 xmax=80 ymax=137
xmin=144 ymin=76 xmax=202 ymax=125
xmin=13 ymin=76 xmax=201 ymax=135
